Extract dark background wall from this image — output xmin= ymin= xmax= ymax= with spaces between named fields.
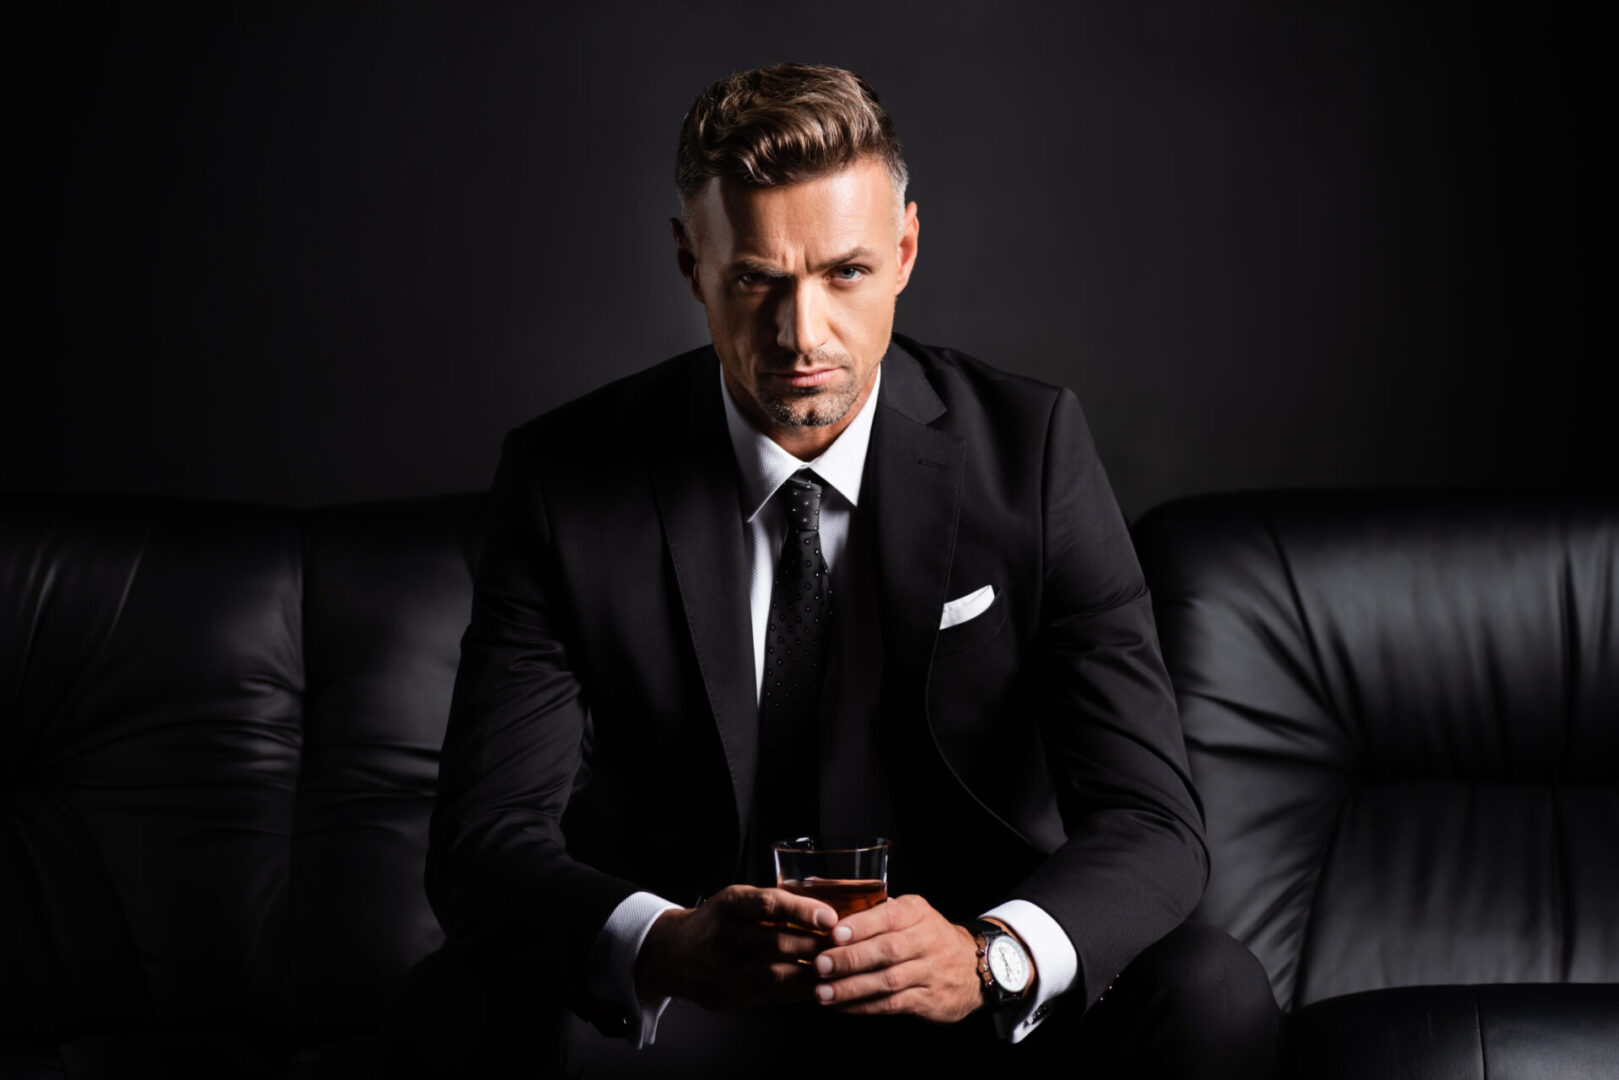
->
xmin=10 ymin=3 xmax=1610 ymax=519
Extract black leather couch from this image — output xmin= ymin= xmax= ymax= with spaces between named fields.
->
xmin=1 ymin=494 xmax=478 ymax=1078
xmin=1135 ymin=492 xmax=1619 ymax=1079
xmin=3 ymin=489 xmax=1615 ymax=1077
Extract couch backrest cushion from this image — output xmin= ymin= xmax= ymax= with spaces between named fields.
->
xmin=292 ymin=497 xmax=478 ymax=1038
xmin=1 ymin=492 xmax=482 ymax=1046
xmin=1136 ymin=492 xmax=1619 ymax=1011
xmin=1 ymin=495 xmax=304 ymax=1039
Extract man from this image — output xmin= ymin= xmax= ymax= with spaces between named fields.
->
xmin=408 ymin=63 xmax=1279 ymax=1077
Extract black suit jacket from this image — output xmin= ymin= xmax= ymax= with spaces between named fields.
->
xmin=427 ymin=335 xmax=1207 ymax=1029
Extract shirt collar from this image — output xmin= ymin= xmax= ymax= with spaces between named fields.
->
xmin=720 ymin=363 xmax=881 ymax=522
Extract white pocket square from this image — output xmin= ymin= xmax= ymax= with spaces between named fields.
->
xmin=939 ymin=585 xmax=996 ymax=630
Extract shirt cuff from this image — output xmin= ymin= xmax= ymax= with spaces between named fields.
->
xmin=587 ymin=890 xmax=681 ymax=1047
xmin=980 ymin=898 xmax=1079 ymax=1044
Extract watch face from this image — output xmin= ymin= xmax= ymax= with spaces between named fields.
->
xmin=987 ymin=935 xmax=1030 ymax=992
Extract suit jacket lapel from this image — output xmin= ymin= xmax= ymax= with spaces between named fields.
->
xmin=865 ymin=343 xmax=964 ymax=698
xmin=649 ymin=353 xmax=758 ymax=840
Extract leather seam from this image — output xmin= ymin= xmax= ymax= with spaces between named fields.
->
xmin=1552 ymin=513 xmax=1580 ymax=985
xmin=41 ymin=519 xmax=152 ymax=758
xmin=1550 ymin=788 xmax=1574 ymax=980
xmin=1558 ymin=520 xmax=1578 ymax=778
xmin=1282 ymin=792 xmax=1349 ymax=1013
xmin=1471 ymin=985 xmax=1489 ymax=1080
xmin=1258 ymin=507 xmax=1350 ymax=1013
xmin=1258 ymin=510 xmax=1349 ymax=750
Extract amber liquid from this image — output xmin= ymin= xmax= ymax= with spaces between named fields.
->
xmin=779 ymin=877 xmax=888 ymax=918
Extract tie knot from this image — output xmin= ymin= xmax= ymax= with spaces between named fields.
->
xmin=779 ymin=470 xmax=824 ymax=532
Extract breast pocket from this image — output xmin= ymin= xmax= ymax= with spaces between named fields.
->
xmin=934 ymin=587 xmax=1008 ymax=658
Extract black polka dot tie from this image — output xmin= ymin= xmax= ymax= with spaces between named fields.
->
xmin=755 ymin=469 xmax=832 ymax=856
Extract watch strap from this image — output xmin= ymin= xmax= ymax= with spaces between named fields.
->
xmin=967 ymin=918 xmax=1032 ymax=1007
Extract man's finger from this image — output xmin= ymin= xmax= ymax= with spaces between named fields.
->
xmin=828 ymin=892 xmax=921 ymax=943
xmin=813 ymin=958 xmax=931 ymax=1005
xmin=763 ymin=961 xmax=820 ymax=1000
xmin=814 ymin=928 xmax=916 ymax=976
xmin=831 ymin=988 xmax=926 ymax=1016
xmin=739 ymin=921 xmax=826 ymax=961
xmin=751 ymin=886 xmax=838 ymax=931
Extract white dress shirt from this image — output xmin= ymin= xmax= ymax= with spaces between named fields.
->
xmin=586 ymin=364 xmax=1078 ymax=1046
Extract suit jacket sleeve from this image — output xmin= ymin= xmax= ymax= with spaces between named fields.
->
xmin=1006 ymin=387 xmax=1209 ymax=1008
xmin=426 ymin=427 xmax=641 ymax=1027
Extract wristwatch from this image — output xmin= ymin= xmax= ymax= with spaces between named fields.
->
xmin=967 ymin=918 xmax=1034 ymax=1007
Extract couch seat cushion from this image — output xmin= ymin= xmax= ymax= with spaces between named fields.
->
xmin=1286 ymin=984 xmax=1619 ymax=1079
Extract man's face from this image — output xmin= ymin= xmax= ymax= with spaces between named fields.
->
xmin=675 ymin=157 xmax=920 ymax=457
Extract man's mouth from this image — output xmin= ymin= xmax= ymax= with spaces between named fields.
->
xmin=767 ymin=368 xmax=839 ymax=389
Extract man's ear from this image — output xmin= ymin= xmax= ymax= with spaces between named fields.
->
xmin=671 ymin=217 xmax=704 ymax=303
xmin=894 ymin=201 xmax=920 ymax=296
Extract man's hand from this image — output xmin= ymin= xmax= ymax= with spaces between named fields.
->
xmin=635 ymin=884 xmax=838 ymax=1012
xmin=810 ymin=894 xmax=985 ymax=1022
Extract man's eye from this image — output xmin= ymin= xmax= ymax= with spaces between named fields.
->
xmin=833 ymin=266 xmax=866 ymax=282
xmin=737 ymin=272 xmax=779 ymax=288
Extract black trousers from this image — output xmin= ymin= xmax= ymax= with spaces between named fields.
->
xmin=384 ymin=922 xmax=1281 ymax=1080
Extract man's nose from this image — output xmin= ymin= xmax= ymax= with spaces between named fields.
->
xmin=775 ymin=280 xmax=828 ymax=356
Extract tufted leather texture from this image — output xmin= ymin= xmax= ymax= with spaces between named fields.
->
xmin=1135 ymin=492 xmax=1619 ymax=1061
xmin=1 ymin=492 xmax=483 ymax=1068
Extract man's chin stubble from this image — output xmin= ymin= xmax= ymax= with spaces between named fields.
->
xmin=761 ymin=383 xmax=862 ymax=429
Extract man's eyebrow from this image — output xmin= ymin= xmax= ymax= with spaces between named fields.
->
xmin=816 ymin=247 xmax=879 ymax=270
xmin=725 ymin=256 xmax=788 ymax=275
xmin=724 ymin=248 xmax=881 ymax=275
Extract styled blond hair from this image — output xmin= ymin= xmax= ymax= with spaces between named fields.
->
xmin=675 ymin=63 xmax=908 ymax=214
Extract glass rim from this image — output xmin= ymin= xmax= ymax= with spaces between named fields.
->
xmin=771 ymin=834 xmax=892 ymax=854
